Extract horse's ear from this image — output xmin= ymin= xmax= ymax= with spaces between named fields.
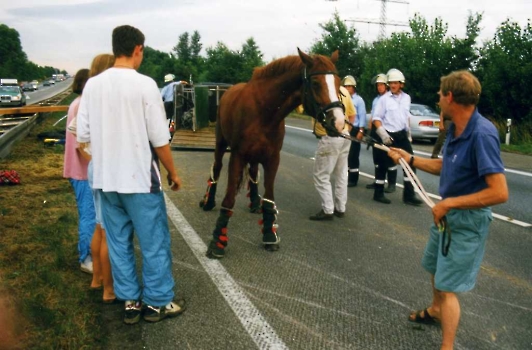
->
xmin=331 ymin=50 xmax=339 ymax=64
xmin=297 ymin=47 xmax=313 ymax=67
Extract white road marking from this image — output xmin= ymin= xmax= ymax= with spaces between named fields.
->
xmin=164 ymin=195 xmax=288 ymax=350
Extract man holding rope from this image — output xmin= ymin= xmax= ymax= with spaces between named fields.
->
xmin=388 ymin=70 xmax=508 ymax=350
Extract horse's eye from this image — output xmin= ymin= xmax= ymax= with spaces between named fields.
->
xmin=311 ymin=80 xmax=321 ymax=90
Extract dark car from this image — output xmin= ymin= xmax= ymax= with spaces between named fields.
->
xmin=409 ymin=103 xmax=440 ymax=142
xmin=22 ymin=83 xmax=37 ymax=92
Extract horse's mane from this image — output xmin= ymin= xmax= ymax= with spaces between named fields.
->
xmin=251 ymin=55 xmax=304 ymax=80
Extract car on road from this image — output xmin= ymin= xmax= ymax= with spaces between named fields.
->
xmin=22 ymin=82 xmax=38 ymax=91
xmin=0 ymin=84 xmax=27 ymax=107
xmin=409 ymin=103 xmax=440 ymax=142
xmin=43 ymin=80 xmax=55 ymax=86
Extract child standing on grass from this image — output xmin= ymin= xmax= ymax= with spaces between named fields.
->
xmin=84 ymin=54 xmax=117 ymax=303
xmin=63 ymin=68 xmax=94 ymax=274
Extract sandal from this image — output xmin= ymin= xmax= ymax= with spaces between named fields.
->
xmin=408 ymin=308 xmax=440 ymax=326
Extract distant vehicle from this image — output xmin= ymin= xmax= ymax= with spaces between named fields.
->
xmin=30 ymin=80 xmax=39 ymax=88
xmin=0 ymin=79 xmax=27 ymax=107
xmin=54 ymin=74 xmax=65 ymax=82
xmin=43 ymin=79 xmax=55 ymax=86
xmin=22 ymin=83 xmax=37 ymax=92
xmin=409 ymin=103 xmax=440 ymax=142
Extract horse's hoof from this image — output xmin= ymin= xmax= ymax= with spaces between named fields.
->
xmin=249 ymin=206 xmax=262 ymax=214
xmin=201 ymin=200 xmax=216 ymax=211
xmin=264 ymin=244 xmax=280 ymax=252
xmin=206 ymin=247 xmax=225 ymax=259
xmin=206 ymin=241 xmax=225 ymax=259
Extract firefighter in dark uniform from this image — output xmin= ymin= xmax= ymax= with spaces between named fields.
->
xmin=371 ymin=68 xmax=422 ymax=205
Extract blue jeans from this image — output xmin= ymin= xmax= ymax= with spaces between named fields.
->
xmin=100 ymin=190 xmax=175 ymax=306
xmin=69 ymin=179 xmax=96 ymax=263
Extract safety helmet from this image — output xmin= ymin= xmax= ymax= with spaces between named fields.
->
xmin=386 ymin=68 xmax=405 ymax=83
xmin=341 ymin=75 xmax=356 ymax=87
xmin=372 ymin=73 xmax=387 ymax=85
xmin=164 ymin=74 xmax=175 ymax=83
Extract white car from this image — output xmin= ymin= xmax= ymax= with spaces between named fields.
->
xmin=409 ymin=103 xmax=440 ymax=142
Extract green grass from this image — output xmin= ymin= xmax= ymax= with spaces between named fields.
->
xmin=0 ymin=94 xmax=107 ymax=349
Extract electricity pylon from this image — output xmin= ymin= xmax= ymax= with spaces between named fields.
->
xmin=346 ymin=0 xmax=409 ymax=40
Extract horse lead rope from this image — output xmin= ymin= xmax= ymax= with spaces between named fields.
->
xmin=340 ymin=132 xmax=451 ymax=256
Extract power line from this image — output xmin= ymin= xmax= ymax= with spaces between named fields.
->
xmin=346 ymin=0 xmax=409 ymax=40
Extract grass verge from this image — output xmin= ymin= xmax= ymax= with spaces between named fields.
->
xmin=0 ymin=94 xmax=108 ymax=349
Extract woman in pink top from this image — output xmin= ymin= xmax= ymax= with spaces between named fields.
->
xmin=63 ymin=69 xmax=94 ymax=274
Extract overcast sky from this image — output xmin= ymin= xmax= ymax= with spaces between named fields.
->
xmin=1 ymin=0 xmax=531 ymax=77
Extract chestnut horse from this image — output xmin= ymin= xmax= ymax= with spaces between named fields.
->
xmin=200 ymin=49 xmax=345 ymax=259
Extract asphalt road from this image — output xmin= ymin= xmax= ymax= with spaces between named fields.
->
xmin=23 ymin=79 xmax=71 ymax=105
xmin=102 ymin=117 xmax=532 ymax=350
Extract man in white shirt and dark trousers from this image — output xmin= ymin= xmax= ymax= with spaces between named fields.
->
xmin=77 ymin=25 xmax=186 ymax=325
xmin=371 ymin=68 xmax=422 ymax=206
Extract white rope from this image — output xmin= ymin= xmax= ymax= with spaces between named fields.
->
xmin=343 ymin=134 xmax=435 ymax=209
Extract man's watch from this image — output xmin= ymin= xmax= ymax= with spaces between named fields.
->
xmin=358 ymin=128 xmax=364 ymax=133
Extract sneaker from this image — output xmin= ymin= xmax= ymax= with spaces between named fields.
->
xmin=124 ymin=300 xmax=143 ymax=325
xmin=80 ymin=255 xmax=93 ymax=274
xmin=143 ymin=299 xmax=186 ymax=323
xmin=333 ymin=209 xmax=345 ymax=218
xmin=309 ymin=210 xmax=334 ymax=221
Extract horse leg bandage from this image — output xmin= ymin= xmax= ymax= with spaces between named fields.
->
xmin=260 ymin=199 xmax=280 ymax=250
xmin=206 ymin=207 xmax=233 ymax=259
xmin=247 ymin=178 xmax=261 ymax=213
xmin=199 ymin=178 xmax=217 ymax=211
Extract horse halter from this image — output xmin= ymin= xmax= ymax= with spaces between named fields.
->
xmin=302 ymin=67 xmax=345 ymax=136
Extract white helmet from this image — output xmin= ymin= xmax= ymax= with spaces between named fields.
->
xmin=373 ymin=73 xmax=387 ymax=85
xmin=164 ymin=74 xmax=175 ymax=83
xmin=386 ymin=68 xmax=405 ymax=83
xmin=341 ymin=75 xmax=356 ymax=87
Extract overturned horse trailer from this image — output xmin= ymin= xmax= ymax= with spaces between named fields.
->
xmin=170 ymin=83 xmax=232 ymax=150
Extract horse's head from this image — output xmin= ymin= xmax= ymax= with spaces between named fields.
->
xmin=298 ymin=48 xmax=345 ymax=137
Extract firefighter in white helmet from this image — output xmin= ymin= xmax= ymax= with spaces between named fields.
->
xmin=371 ymin=68 xmax=422 ymax=205
xmin=341 ymin=75 xmax=367 ymax=187
xmin=366 ymin=73 xmax=398 ymax=193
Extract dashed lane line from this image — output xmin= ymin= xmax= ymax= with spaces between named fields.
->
xmin=285 ymin=125 xmax=532 ymax=228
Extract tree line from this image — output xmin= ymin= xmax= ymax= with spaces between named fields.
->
xmin=0 ymin=24 xmax=67 ymax=81
xmin=139 ymin=12 xmax=532 ymax=139
xmin=2 ymin=12 xmax=530 ymax=140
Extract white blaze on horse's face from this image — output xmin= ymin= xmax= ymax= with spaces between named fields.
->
xmin=325 ymin=74 xmax=345 ymax=133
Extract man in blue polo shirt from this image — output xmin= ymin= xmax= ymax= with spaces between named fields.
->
xmin=388 ymin=70 xmax=508 ymax=350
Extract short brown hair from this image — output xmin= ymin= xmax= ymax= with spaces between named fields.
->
xmin=112 ymin=25 xmax=145 ymax=58
xmin=89 ymin=54 xmax=115 ymax=78
xmin=71 ymin=68 xmax=89 ymax=95
xmin=440 ymin=70 xmax=481 ymax=106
